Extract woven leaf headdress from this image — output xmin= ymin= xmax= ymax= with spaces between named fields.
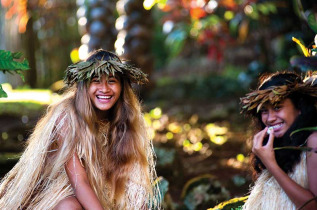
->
xmin=64 ymin=59 xmax=148 ymax=86
xmin=240 ymin=73 xmax=317 ymax=114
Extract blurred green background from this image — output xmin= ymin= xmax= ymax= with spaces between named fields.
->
xmin=1 ymin=0 xmax=317 ymax=209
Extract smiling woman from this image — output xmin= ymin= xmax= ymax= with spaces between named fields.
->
xmin=240 ymin=71 xmax=317 ymax=210
xmin=0 ymin=49 xmax=160 ymax=210
xmin=88 ymin=75 xmax=122 ymax=116
xmin=260 ymin=98 xmax=300 ymax=138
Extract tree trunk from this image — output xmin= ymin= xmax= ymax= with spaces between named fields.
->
xmin=25 ymin=16 xmax=37 ymax=88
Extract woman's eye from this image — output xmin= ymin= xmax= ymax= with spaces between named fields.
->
xmin=92 ymin=79 xmax=100 ymax=83
xmin=274 ymin=106 xmax=281 ymax=111
xmin=260 ymin=109 xmax=268 ymax=114
xmin=108 ymin=79 xmax=117 ymax=83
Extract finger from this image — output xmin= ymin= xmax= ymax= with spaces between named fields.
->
xmin=253 ymin=128 xmax=268 ymax=148
xmin=266 ymin=129 xmax=275 ymax=148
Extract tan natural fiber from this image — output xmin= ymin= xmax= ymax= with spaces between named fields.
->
xmin=0 ymin=88 xmax=160 ymax=210
xmin=243 ymin=153 xmax=308 ymax=210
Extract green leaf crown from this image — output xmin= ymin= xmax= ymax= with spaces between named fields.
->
xmin=240 ymin=72 xmax=317 ymax=114
xmin=64 ymin=58 xmax=148 ymax=86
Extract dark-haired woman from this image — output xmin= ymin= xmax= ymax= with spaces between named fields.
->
xmin=0 ymin=49 xmax=160 ymax=209
xmin=241 ymin=72 xmax=317 ymax=209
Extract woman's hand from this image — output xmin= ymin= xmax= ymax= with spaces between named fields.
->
xmin=252 ymin=127 xmax=277 ymax=168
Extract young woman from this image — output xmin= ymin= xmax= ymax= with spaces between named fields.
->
xmin=240 ymin=71 xmax=317 ymax=210
xmin=0 ymin=49 xmax=160 ymax=209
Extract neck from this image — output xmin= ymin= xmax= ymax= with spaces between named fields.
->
xmin=94 ymin=108 xmax=109 ymax=121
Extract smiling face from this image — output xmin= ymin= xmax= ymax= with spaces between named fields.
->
xmin=260 ymin=98 xmax=300 ymax=138
xmin=88 ymin=74 xmax=122 ymax=116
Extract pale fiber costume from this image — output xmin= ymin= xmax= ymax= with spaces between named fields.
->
xmin=243 ymin=153 xmax=308 ymax=210
xmin=0 ymin=94 xmax=159 ymax=210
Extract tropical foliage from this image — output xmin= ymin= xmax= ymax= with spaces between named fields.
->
xmin=0 ymin=50 xmax=29 ymax=97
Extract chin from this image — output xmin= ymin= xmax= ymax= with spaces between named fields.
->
xmin=274 ymin=131 xmax=286 ymax=138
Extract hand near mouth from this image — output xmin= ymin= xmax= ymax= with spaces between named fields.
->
xmin=252 ymin=127 xmax=278 ymax=168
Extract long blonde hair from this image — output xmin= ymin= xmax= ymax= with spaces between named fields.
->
xmin=0 ymin=51 xmax=159 ymax=209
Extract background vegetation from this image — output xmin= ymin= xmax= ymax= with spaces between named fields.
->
xmin=1 ymin=0 xmax=316 ymax=209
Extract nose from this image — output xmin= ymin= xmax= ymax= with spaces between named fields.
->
xmin=266 ymin=109 xmax=277 ymax=124
xmin=99 ymin=81 xmax=110 ymax=93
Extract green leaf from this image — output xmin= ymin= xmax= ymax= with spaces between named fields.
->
xmin=307 ymin=12 xmax=317 ymax=34
xmin=0 ymin=50 xmax=30 ymax=71
xmin=274 ymin=146 xmax=314 ymax=152
xmin=16 ymin=71 xmax=25 ymax=82
xmin=0 ymin=84 xmax=8 ymax=98
xmin=11 ymin=52 xmax=23 ymax=59
xmin=290 ymin=127 xmax=317 ymax=136
xmin=165 ymin=29 xmax=186 ymax=58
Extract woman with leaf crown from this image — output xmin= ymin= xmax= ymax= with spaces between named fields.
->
xmin=0 ymin=49 xmax=160 ymax=210
xmin=240 ymin=71 xmax=317 ymax=209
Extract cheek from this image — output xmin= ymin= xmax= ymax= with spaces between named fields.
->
xmin=261 ymin=114 xmax=267 ymax=124
xmin=116 ymin=85 xmax=122 ymax=97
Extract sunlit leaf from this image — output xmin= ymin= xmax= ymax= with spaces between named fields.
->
xmin=143 ymin=0 xmax=157 ymax=10
xmin=193 ymin=142 xmax=203 ymax=151
xmin=152 ymin=120 xmax=161 ymax=130
xmin=0 ymin=84 xmax=8 ymax=98
xmin=150 ymin=107 xmax=162 ymax=119
xmin=274 ymin=146 xmax=317 ymax=153
xmin=290 ymin=127 xmax=317 ymax=136
xmin=209 ymin=196 xmax=248 ymax=210
xmin=292 ymin=37 xmax=310 ymax=57
xmin=166 ymin=132 xmax=173 ymax=139
xmin=70 ymin=48 xmax=80 ymax=63
xmin=266 ymin=2 xmax=277 ymax=13
xmin=236 ymin=154 xmax=245 ymax=162
xmin=224 ymin=11 xmax=234 ymax=21
xmin=168 ymin=122 xmax=182 ymax=133
xmin=257 ymin=4 xmax=270 ymax=15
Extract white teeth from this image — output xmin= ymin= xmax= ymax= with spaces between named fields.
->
xmin=272 ymin=124 xmax=283 ymax=129
xmin=97 ymin=95 xmax=111 ymax=99
xmin=267 ymin=123 xmax=283 ymax=134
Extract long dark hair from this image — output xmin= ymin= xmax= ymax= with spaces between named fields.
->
xmin=250 ymin=72 xmax=317 ymax=178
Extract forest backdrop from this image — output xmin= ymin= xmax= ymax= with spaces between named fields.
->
xmin=1 ymin=0 xmax=317 ymax=209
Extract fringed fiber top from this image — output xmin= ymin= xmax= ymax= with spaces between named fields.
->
xmin=243 ymin=153 xmax=308 ymax=210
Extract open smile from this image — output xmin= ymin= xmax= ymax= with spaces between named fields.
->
xmin=268 ymin=123 xmax=284 ymax=132
xmin=96 ymin=95 xmax=113 ymax=102
xmin=97 ymin=95 xmax=112 ymax=99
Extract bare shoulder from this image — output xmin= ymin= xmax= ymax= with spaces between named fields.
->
xmin=307 ymin=131 xmax=317 ymax=147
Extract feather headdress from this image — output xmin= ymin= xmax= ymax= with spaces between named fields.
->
xmin=64 ymin=59 xmax=148 ymax=86
xmin=240 ymin=72 xmax=317 ymax=114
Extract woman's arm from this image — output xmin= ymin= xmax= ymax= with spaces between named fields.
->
xmin=252 ymin=128 xmax=317 ymax=209
xmin=65 ymin=154 xmax=104 ymax=210
xmin=306 ymin=132 xmax=317 ymax=200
